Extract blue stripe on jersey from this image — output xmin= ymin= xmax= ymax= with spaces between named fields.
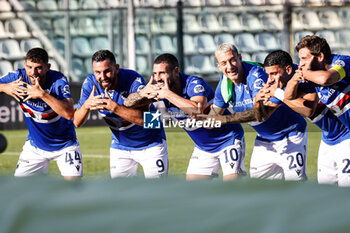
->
xmin=0 ymin=69 xmax=77 ymax=151
xmin=77 ymin=69 xmax=164 ymax=150
xmin=162 ymin=73 xmax=244 ymax=153
xmin=214 ymin=62 xmax=306 ymax=142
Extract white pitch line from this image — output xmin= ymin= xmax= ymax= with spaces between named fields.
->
xmin=1 ymin=152 xmax=109 ymax=158
xmin=1 ymin=152 xmax=190 ymax=159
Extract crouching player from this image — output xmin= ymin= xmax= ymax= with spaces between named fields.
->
xmin=198 ymin=44 xmax=308 ymax=181
xmin=0 ymin=48 xmax=82 ymax=180
xmin=74 ymin=50 xmax=168 ymax=179
xmin=124 ymin=53 xmax=246 ymax=181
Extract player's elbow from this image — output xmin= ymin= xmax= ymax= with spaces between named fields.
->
xmin=72 ymin=113 xmax=84 ymax=128
xmin=303 ymin=109 xmax=314 ymax=118
xmin=319 ymin=74 xmax=339 ymax=86
xmin=135 ymin=118 xmax=144 ymax=126
xmin=73 ymin=119 xmax=83 ymax=128
xmin=64 ymin=110 xmax=75 ymax=121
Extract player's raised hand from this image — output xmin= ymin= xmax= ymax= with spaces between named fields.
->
xmin=264 ymin=75 xmax=281 ymax=98
xmin=139 ymin=76 xmax=160 ymax=100
xmin=3 ymin=76 xmax=27 ymax=102
xmin=156 ymin=77 xmax=171 ymax=100
xmin=22 ymin=77 xmax=45 ymax=102
xmin=99 ymin=88 xmax=118 ymax=112
xmin=255 ymin=87 xmax=271 ymax=104
xmin=293 ymin=68 xmax=305 ymax=83
xmin=84 ymin=85 xmax=104 ymax=111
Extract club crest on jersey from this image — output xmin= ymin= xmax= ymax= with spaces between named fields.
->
xmin=253 ymin=78 xmax=264 ymax=89
xmin=334 ymin=59 xmax=346 ymax=67
xmin=194 ymin=84 xmax=205 ymax=94
xmin=143 ymin=110 xmax=161 ymax=129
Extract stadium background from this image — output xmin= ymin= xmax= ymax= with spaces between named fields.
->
xmin=0 ymin=1 xmax=350 ymax=232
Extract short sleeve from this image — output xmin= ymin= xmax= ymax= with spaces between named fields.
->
xmin=54 ymin=76 xmax=72 ymax=100
xmin=129 ymin=76 xmax=146 ymax=94
xmin=0 ymin=71 xmax=19 ymax=84
xmin=249 ymin=68 xmax=267 ymax=98
xmin=329 ymin=55 xmax=350 ymax=80
xmin=186 ymin=78 xmax=209 ymax=98
xmin=214 ymin=78 xmax=229 ymax=108
xmin=77 ymin=78 xmax=93 ymax=109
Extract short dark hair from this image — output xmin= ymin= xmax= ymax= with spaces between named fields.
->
xmin=92 ymin=50 xmax=116 ymax=64
xmin=25 ymin=47 xmax=48 ymax=63
xmin=264 ymin=50 xmax=295 ymax=71
xmin=154 ymin=53 xmax=179 ymax=70
xmin=296 ymin=35 xmax=332 ymax=64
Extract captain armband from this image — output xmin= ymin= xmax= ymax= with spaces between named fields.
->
xmin=330 ymin=65 xmax=346 ymax=80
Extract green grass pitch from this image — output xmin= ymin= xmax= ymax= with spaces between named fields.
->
xmin=0 ymin=123 xmax=321 ymax=180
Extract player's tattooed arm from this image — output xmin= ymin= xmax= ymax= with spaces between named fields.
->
xmin=196 ymin=104 xmax=257 ymax=124
xmin=223 ymin=108 xmax=257 ymax=124
xmin=123 ymin=91 xmax=152 ymax=108
xmin=124 ymin=76 xmax=159 ymax=108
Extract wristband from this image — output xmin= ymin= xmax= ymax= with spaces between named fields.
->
xmin=274 ymin=88 xmax=285 ymax=102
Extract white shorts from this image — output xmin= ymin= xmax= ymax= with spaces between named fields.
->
xmin=110 ymin=140 xmax=168 ymax=179
xmin=318 ymin=138 xmax=350 ymax=187
xmin=186 ymin=138 xmax=246 ymax=177
xmin=250 ymin=132 xmax=307 ymax=181
xmin=15 ymin=141 xmax=83 ymax=177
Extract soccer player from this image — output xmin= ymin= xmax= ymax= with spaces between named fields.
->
xmin=0 ymin=48 xmax=82 ymax=180
xmin=308 ymin=103 xmax=350 ymax=186
xmin=283 ymin=35 xmax=350 ymax=185
xmin=74 ymin=50 xmax=168 ymax=179
xmin=124 ymin=53 xmax=246 ymax=181
xmin=285 ymin=35 xmax=350 ymax=130
xmin=200 ymin=43 xmax=308 ymax=181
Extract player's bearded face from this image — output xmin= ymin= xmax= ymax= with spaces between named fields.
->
xmin=153 ymin=63 xmax=176 ymax=89
xmin=216 ymin=50 xmax=243 ymax=83
xmin=298 ymin=48 xmax=323 ymax=71
xmin=24 ymin=60 xmax=50 ymax=85
xmin=93 ymin=59 xmax=119 ymax=90
xmin=265 ymin=65 xmax=290 ymax=85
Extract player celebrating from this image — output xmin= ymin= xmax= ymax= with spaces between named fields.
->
xmin=283 ymin=35 xmax=350 ymax=185
xmin=262 ymin=50 xmax=350 ymax=186
xmin=124 ymin=53 xmax=245 ymax=181
xmin=285 ymin=35 xmax=350 ymax=130
xmin=199 ymin=43 xmax=308 ymax=181
xmin=308 ymin=102 xmax=350 ymax=186
xmin=74 ymin=50 xmax=168 ymax=179
xmin=0 ymin=48 xmax=82 ymax=180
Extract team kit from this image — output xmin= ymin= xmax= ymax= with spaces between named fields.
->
xmin=1 ymin=35 xmax=350 ymax=186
